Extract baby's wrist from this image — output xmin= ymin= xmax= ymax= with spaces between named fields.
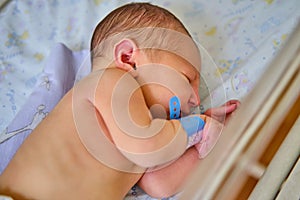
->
xmin=179 ymin=115 xmax=205 ymax=148
xmin=168 ymin=96 xmax=206 ymax=148
xmin=179 ymin=115 xmax=205 ymax=137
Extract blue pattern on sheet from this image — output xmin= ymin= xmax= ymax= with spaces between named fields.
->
xmin=0 ymin=0 xmax=299 ymax=134
xmin=0 ymin=0 xmax=118 ymax=132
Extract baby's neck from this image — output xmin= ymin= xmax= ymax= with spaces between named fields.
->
xmin=91 ymin=56 xmax=114 ymax=72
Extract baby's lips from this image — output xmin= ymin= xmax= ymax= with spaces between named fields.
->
xmin=195 ymin=117 xmax=223 ymax=159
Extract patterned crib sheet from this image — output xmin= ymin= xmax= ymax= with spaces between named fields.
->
xmin=1 ymin=0 xmax=299 ymax=133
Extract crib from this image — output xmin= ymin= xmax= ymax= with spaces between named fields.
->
xmin=0 ymin=0 xmax=299 ymax=199
xmin=182 ymin=23 xmax=300 ymax=199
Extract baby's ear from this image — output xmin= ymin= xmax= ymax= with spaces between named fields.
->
xmin=114 ymin=39 xmax=137 ymax=73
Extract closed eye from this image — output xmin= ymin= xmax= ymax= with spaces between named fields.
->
xmin=182 ymin=73 xmax=191 ymax=83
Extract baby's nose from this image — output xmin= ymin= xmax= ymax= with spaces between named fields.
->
xmin=189 ymin=89 xmax=200 ymax=107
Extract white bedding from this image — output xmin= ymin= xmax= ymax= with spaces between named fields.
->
xmin=0 ymin=0 xmax=299 ymax=199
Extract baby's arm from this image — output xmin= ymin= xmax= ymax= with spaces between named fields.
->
xmin=92 ymin=69 xmax=197 ymax=168
xmin=138 ymin=147 xmax=200 ymax=198
xmin=138 ymin=100 xmax=240 ymax=198
xmin=137 ymin=115 xmax=221 ymax=198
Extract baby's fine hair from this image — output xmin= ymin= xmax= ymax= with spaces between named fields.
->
xmin=90 ymin=3 xmax=192 ymax=60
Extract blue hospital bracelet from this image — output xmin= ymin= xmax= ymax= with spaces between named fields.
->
xmin=169 ymin=96 xmax=181 ymax=119
xmin=179 ymin=115 xmax=205 ymax=137
xmin=169 ymin=96 xmax=205 ymax=139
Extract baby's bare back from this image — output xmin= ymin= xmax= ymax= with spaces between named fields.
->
xmin=0 ymin=90 xmax=143 ymax=199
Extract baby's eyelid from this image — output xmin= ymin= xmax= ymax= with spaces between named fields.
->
xmin=183 ymin=74 xmax=191 ymax=83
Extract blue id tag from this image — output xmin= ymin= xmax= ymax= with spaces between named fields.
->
xmin=169 ymin=96 xmax=181 ymax=119
xmin=169 ymin=96 xmax=205 ymax=137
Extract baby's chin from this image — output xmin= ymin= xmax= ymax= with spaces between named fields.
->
xmin=182 ymin=106 xmax=198 ymax=116
xmin=180 ymin=110 xmax=192 ymax=117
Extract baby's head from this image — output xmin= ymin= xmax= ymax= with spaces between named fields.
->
xmin=90 ymin=2 xmax=201 ymax=117
xmin=91 ymin=2 xmax=190 ymax=58
xmin=90 ymin=3 xmax=200 ymax=65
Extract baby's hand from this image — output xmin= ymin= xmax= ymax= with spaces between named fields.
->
xmin=191 ymin=100 xmax=240 ymax=158
xmin=204 ymin=100 xmax=240 ymax=125
xmin=194 ymin=115 xmax=224 ymax=159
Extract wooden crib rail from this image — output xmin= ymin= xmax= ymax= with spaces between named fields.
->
xmin=180 ymin=22 xmax=300 ymax=200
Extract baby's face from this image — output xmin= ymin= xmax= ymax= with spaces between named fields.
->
xmin=137 ymin=50 xmax=201 ymax=118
